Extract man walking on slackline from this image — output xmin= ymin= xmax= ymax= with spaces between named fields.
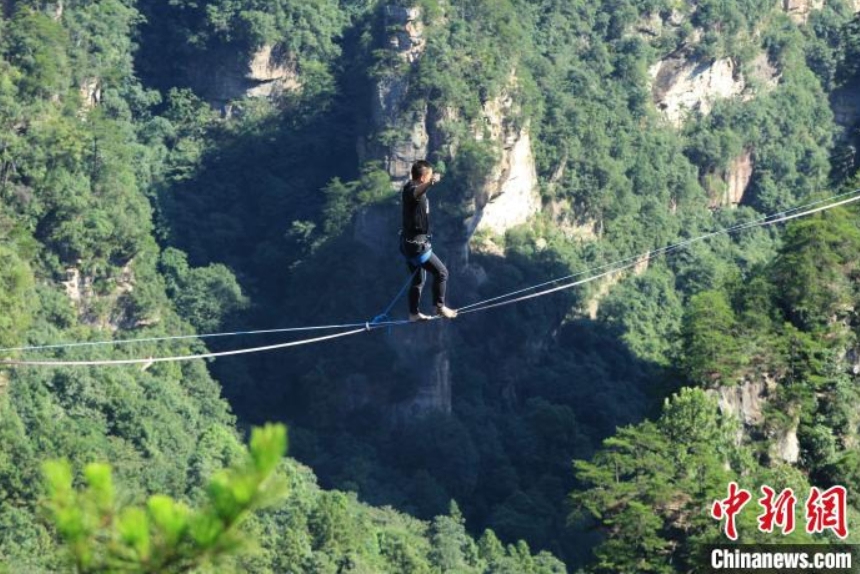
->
xmin=400 ymin=160 xmax=458 ymax=322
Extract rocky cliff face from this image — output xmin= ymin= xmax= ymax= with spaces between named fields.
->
xmin=705 ymin=149 xmax=754 ymax=208
xmin=185 ymin=43 xmax=300 ymax=111
xmin=831 ymin=81 xmax=860 ymax=129
xmin=710 ymin=378 xmax=800 ymax=464
xmin=649 ymin=48 xmax=778 ymax=128
xmin=244 ymin=44 xmax=301 ymax=98
xmin=61 ymin=259 xmax=155 ymax=331
xmin=79 ymin=77 xmax=101 ymax=110
xmin=390 ymin=324 xmax=452 ymax=419
xmin=48 ymin=0 xmax=62 ymax=20
xmin=783 ymin=0 xmax=825 ymax=24
xmin=466 ymin=85 xmax=541 ymax=240
xmin=723 ymin=151 xmax=754 ymax=206
xmin=363 ymin=6 xmax=429 ymax=179
xmin=550 ymin=199 xmax=600 ymax=242
xmin=650 ymin=55 xmax=745 ymax=127
xmin=781 ymin=0 xmax=860 ymax=26
xmin=354 ymin=7 xmax=449 ymax=418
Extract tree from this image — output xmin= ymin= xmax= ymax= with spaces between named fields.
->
xmin=769 ymin=208 xmax=860 ymax=330
xmin=572 ymin=389 xmax=744 ymax=573
xmin=42 ymin=424 xmax=288 ymax=573
xmin=428 ymin=501 xmax=482 ymax=572
xmin=837 ymin=13 xmax=860 ymax=84
xmin=159 ymin=247 xmax=249 ymax=333
xmin=681 ymin=290 xmax=745 ymax=385
xmin=0 ymin=245 xmax=35 ymax=349
xmin=4 ymin=9 xmax=70 ymax=98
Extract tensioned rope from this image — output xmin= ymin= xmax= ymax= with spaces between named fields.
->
xmin=0 ymin=321 xmax=404 ymax=353
xmin=0 ymin=328 xmax=370 ymax=366
xmin=4 ymin=189 xmax=855 ymax=355
xmin=459 ymin=191 xmax=860 ymax=315
xmin=0 ymin=274 xmax=420 ymax=354
xmin=457 ymin=188 xmax=860 ymax=313
xmin=1 ymin=189 xmax=859 ymax=367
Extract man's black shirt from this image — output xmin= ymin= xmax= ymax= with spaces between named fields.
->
xmin=401 ymin=180 xmax=430 ymax=237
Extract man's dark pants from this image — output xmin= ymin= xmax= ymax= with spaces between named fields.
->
xmin=407 ymin=252 xmax=448 ymax=314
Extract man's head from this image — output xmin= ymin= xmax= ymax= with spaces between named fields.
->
xmin=411 ymin=160 xmax=434 ymax=183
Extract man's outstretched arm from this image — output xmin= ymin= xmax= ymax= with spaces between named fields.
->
xmin=413 ymin=173 xmax=441 ymax=199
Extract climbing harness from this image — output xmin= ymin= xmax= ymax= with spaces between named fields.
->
xmin=400 ymin=232 xmax=433 ymax=266
xmin=2 ymin=189 xmax=860 ymax=367
xmin=407 ymin=248 xmax=433 ymax=266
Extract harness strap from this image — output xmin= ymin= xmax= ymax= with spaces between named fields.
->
xmin=403 ymin=233 xmax=431 ymax=244
xmin=408 ymin=247 xmax=433 ymax=266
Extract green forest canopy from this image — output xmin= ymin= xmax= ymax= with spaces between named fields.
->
xmin=0 ymin=0 xmax=859 ymax=571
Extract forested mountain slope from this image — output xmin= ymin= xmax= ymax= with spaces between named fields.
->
xmin=1 ymin=0 xmax=860 ymax=571
xmin=0 ymin=1 xmax=562 ymax=571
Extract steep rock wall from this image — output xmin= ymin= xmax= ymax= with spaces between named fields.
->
xmin=724 ymin=151 xmax=754 ymax=206
xmin=61 ymin=259 xmax=155 ymax=331
xmin=390 ymin=325 xmax=452 ymax=419
xmin=709 ymin=378 xmax=800 ymax=464
xmin=705 ymin=149 xmax=754 ymax=208
xmin=185 ymin=43 xmax=300 ymax=111
xmin=783 ymin=0 xmax=825 ymax=24
xmin=79 ymin=77 xmax=101 ymax=111
xmin=550 ymin=199 xmax=600 ymax=242
xmin=831 ymin=81 xmax=860 ymax=129
xmin=650 ymin=56 xmax=745 ymax=127
xmin=464 ymin=76 xmax=541 ymax=260
xmin=472 ymin=129 xmax=539 ymax=236
xmin=780 ymin=0 xmax=859 ymax=29
xmin=364 ymin=6 xmax=429 ymax=179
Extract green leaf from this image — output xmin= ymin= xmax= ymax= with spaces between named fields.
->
xmin=147 ymin=495 xmax=189 ymax=547
xmin=83 ymin=463 xmax=114 ymax=512
xmin=118 ymin=507 xmax=151 ymax=560
xmin=249 ymin=423 xmax=288 ymax=475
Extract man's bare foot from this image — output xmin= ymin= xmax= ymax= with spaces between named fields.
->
xmin=435 ymin=305 xmax=458 ymax=319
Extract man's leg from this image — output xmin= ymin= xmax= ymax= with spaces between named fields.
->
xmin=421 ymin=254 xmax=452 ymax=313
xmin=407 ymin=262 xmax=427 ymax=315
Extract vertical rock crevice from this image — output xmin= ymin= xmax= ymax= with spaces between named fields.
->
xmin=359 ymin=7 xmax=543 ymax=419
xmin=364 ymin=5 xmax=429 ymax=179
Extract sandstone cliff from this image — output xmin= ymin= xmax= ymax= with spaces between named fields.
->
xmin=363 ymin=5 xmax=429 ymax=179
xmin=650 ymin=55 xmax=745 ymax=127
xmin=185 ymin=43 xmax=300 ymax=111
xmin=647 ymin=26 xmax=778 ymax=127
xmin=466 ymin=82 xmax=541 ymax=241
xmin=705 ymin=149 xmax=754 ymax=208
xmin=710 ymin=378 xmax=800 ymax=464
xmin=61 ymin=258 xmax=156 ymax=331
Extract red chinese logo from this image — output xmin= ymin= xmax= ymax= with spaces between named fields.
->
xmin=806 ymin=485 xmax=848 ymax=539
xmin=758 ymin=486 xmax=796 ymax=535
xmin=712 ymin=483 xmax=849 ymax=539
xmin=712 ymin=482 xmax=752 ymax=540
